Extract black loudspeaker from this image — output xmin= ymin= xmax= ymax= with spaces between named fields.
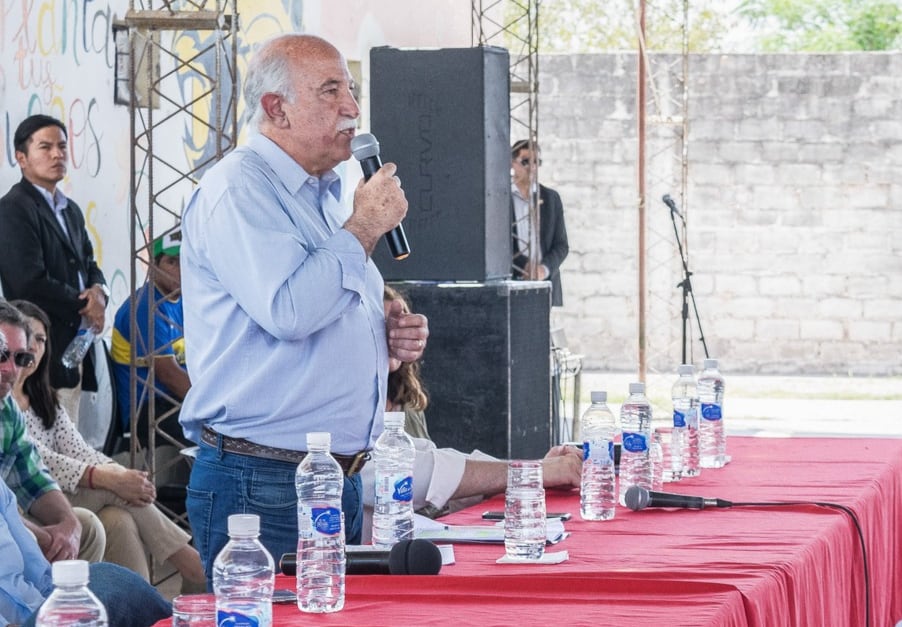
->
xmin=370 ymin=46 xmax=511 ymax=281
xmin=392 ymin=281 xmax=551 ymax=459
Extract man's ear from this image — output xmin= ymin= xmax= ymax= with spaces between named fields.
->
xmin=260 ymin=93 xmax=288 ymax=128
xmin=14 ymin=150 xmax=26 ymax=168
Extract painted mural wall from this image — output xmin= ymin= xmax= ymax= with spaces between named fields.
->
xmin=0 ymin=0 xmax=471 ymax=313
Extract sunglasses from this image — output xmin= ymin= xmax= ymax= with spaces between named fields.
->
xmin=0 ymin=348 xmax=36 ymax=368
xmin=518 ymin=158 xmax=542 ymax=167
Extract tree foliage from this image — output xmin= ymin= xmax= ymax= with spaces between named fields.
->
xmin=504 ymin=0 xmax=902 ymax=53
xmin=738 ymin=0 xmax=902 ymax=51
xmin=516 ymin=0 xmax=734 ymax=53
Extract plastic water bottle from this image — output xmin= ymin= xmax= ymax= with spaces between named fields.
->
xmin=672 ymin=363 xmax=700 ymax=478
xmin=618 ymin=382 xmax=653 ymax=506
xmin=579 ymin=391 xmax=617 ymax=521
xmin=212 ymin=514 xmax=275 ymax=627
xmin=295 ymin=432 xmax=345 ymax=613
xmin=60 ymin=327 xmax=95 ymax=369
xmin=698 ymin=358 xmax=727 ymax=468
xmin=649 ymin=431 xmax=664 ymax=491
xmin=36 ymin=560 xmax=108 ymax=626
xmin=372 ymin=411 xmax=415 ymax=548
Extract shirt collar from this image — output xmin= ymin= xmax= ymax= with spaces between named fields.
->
xmin=29 ymin=181 xmax=68 ymax=214
xmin=247 ymin=133 xmax=342 ymax=202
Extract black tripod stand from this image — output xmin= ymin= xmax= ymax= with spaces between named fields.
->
xmin=663 ymin=194 xmax=709 ymax=364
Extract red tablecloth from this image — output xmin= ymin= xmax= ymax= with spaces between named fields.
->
xmin=159 ymin=436 xmax=902 ymax=626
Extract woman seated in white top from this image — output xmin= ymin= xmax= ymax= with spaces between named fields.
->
xmin=11 ymin=299 xmax=206 ymax=589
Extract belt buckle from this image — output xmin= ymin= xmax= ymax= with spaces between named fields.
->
xmin=345 ymin=451 xmax=370 ymax=476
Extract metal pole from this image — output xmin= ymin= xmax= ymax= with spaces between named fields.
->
xmin=637 ymin=0 xmax=647 ymax=383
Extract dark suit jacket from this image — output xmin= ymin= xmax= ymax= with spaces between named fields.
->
xmin=512 ymin=184 xmax=570 ymax=306
xmin=0 ymin=178 xmax=106 ymax=390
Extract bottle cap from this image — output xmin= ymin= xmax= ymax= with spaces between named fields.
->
xmin=51 ymin=560 xmax=90 ymax=586
xmin=384 ymin=411 xmax=405 ymax=427
xmin=678 ymin=364 xmax=694 ymax=375
xmin=227 ymin=513 xmax=260 ymax=536
xmin=703 ymin=358 xmax=718 ymax=370
xmin=590 ymin=391 xmax=607 ymax=403
xmin=306 ymin=432 xmax=331 ymax=448
xmin=629 ymin=382 xmax=645 ymax=394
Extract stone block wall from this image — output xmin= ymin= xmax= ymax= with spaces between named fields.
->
xmin=540 ymin=52 xmax=902 ymax=375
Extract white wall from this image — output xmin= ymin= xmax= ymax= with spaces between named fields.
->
xmin=0 ymin=0 xmax=471 ymax=315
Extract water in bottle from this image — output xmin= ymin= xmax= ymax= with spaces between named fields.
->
xmin=698 ymin=358 xmax=727 ymax=468
xmin=372 ymin=411 xmax=415 ymax=549
xmin=671 ymin=363 xmax=700 ymax=478
xmin=649 ymin=431 xmax=664 ymax=491
xmin=36 ymin=560 xmax=108 ymax=626
xmin=295 ymin=432 xmax=345 ymax=613
xmin=504 ymin=460 xmax=546 ymax=560
xmin=213 ymin=514 xmax=275 ymax=627
xmin=60 ymin=327 xmax=96 ymax=369
xmin=619 ymin=382 xmax=653 ymax=507
xmin=579 ymin=391 xmax=617 ymax=521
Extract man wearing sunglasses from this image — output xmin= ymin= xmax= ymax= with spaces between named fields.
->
xmin=0 ymin=301 xmax=105 ymax=564
xmin=510 ymin=139 xmax=570 ymax=307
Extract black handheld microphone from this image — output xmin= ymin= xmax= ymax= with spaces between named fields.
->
xmin=624 ymin=485 xmax=733 ymax=511
xmin=662 ymin=194 xmax=684 ymax=220
xmin=350 ymin=133 xmax=411 ymax=260
xmin=280 ymin=538 xmax=442 ymax=576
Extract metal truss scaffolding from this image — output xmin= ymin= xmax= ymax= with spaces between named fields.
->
xmin=120 ymin=0 xmax=238 ymax=558
xmin=471 ymin=0 xmax=541 ymax=281
xmin=636 ymin=0 xmax=691 ymax=387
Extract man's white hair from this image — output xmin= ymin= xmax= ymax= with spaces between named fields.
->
xmin=243 ymin=34 xmax=299 ymax=131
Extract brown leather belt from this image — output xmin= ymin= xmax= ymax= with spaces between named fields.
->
xmin=201 ymin=427 xmax=369 ymax=477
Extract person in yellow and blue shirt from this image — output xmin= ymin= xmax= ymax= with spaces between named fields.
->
xmin=111 ymin=229 xmax=190 ymax=448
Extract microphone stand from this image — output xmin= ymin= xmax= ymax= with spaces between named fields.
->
xmin=666 ymin=197 xmax=709 ymax=363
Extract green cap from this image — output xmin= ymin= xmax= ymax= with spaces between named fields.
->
xmin=152 ymin=229 xmax=181 ymax=257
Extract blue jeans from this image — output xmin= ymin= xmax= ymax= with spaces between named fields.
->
xmin=24 ymin=563 xmax=171 ymax=627
xmin=187 ymin=439 xmax=363 ymax=583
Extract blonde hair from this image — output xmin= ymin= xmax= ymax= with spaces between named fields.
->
xmin=384 ymin=285 xmax=429 ymax=411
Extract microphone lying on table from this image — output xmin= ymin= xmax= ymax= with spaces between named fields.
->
xmin=280 ymin=539 xmax=443 ymax=576
xmin=624 ymin=485 xmax=733 ymax=511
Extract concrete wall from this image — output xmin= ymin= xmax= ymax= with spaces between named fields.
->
xmin=542 ymin=52 xmax=902 ymax=376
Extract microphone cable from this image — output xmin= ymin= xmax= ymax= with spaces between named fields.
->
xmin=729 ymin=499 xmax=870 ymax=627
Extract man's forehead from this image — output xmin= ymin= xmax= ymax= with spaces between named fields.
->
xmin=0 ymin=323 xmax=25 ymax=347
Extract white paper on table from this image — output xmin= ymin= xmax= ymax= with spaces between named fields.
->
xmin=495 ymin=550 xmax=569 ymax=565
xmin=414 ymin=514 xmax=568 ymax=545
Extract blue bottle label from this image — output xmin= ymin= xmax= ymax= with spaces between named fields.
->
xmin=312 ymin=506 xmax=342 ymax=535
xmin=673 ymin=409 xmax=687 ymax=428
xmin=622 ymin=432 xmax=647 ymax=453
xmin=218 ymin=610 xmax=260 ymax=627
xmin=393 ymin=476 xmax=413 ymax=502
xmin=701 ymin=403 xmax=722 ymax=421
xmin=583 ymin=440 xmax=613 ymax=464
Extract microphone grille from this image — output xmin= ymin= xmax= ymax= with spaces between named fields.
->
xmin=388 ymin=539 xmax=442 ymax=575
xmin=350 ymin=133 xmax=380 ymax=160
xmin=624 ymin=485 xmax=650 ymax=511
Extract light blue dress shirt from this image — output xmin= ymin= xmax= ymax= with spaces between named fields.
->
xmin=180 ymin=133 xmax=388 ymax=455
xmin=0 ymin=480 xmax=52 ymax=625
